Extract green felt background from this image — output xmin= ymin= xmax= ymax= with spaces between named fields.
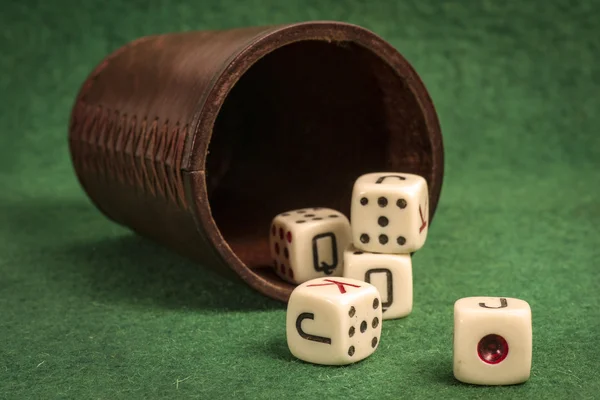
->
xmin=1 ymin=0 xmax=599 ymax=398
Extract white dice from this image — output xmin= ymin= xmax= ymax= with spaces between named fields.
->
xmin=270 ymin=208 xmax=351 ymax=283
xmin=351 ymin=172 xmax=429 ymax=253
xmin=453 ymin=297 xmax=532 ymax=385
xmin=286 ymin=277 xmax=383 ymax=365
xmin=343 ymin=245 xmax=413 ymax=319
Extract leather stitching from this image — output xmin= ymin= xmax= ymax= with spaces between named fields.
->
xmin=70 ymin=102 xmax=190 ymax=210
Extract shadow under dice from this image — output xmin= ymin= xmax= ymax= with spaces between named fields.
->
xmin=343 ymin=245 xmax=413 ymax=319
xmin=453 ymin=297 xmax=532 ymax=385
xmin=286 ymin=277 xmax=383 ymax=365
xmin=270 ymin=208 xmax=351 ymax=284
xmin=351 ymin=172 xmax=429 ymax=254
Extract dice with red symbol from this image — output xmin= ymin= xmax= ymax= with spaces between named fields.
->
xmin=453 ymin=297 xmax=532 ymax=385
xmin=286 ymin=277 xmax=382 ymax=365
xmin=269 ymin=208 xmax=351 ymax=283
xmin=351 ymin=172 xmax=429 ymax=254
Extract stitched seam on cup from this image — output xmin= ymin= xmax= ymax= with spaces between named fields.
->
xmin=70 ymin=102 xmax=190 ymax=210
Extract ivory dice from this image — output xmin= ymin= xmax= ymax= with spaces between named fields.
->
xmin=453 ymin=297 xmax=532 ymax=385
xmin=270 ymin=208 xmax=351 ymax=283
xmin=286 ymin=277 xmax=383 ymax=365
xmin=351 ymin=172 xmax=429 ymax=254
xmin=343 ymin=245 xmax=413 ymax=319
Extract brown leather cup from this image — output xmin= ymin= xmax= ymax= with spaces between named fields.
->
xmin=68 ymin=21 xmax=444 ymax=302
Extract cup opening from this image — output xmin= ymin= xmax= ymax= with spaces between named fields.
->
xmin=205 ymin=39 xmax=432 ymax=283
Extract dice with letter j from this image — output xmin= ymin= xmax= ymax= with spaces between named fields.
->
xmin=286 ymin=277 xmax=382 ymax=365
xmin=453 ymin=296 xmax=532 ymax=385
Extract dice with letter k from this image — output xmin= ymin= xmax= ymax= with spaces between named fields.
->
xmin=286 ymin=277 xmax=382 ymax=365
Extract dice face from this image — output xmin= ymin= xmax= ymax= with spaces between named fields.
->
xmin=286 ymin=277 xmax=383 ymax=365
xmin=270 ymin=208 xmax=351 ymax=283
xmin=343 ymin=245 xmax=412 ymax=320
xmin=453 ymin=297 xmax=532 ymax=385
xmin=350 ymin=173 xmax=429 ymax=253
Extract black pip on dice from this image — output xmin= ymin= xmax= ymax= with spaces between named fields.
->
xmin=453 ymin=297 xmax=532 ymax=385
xmin=286 ymin=277 xmax=382 ymax=365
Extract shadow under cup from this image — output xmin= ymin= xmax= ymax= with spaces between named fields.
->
xmin=69 ymin=21 xmax=444 ymax=303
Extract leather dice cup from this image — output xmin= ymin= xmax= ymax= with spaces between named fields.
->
xmin=68 ymin=21 xmax=444 ymax=302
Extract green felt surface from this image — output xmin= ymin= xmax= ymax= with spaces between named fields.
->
xmin=1 ymin=0 xmax=599 ymax=398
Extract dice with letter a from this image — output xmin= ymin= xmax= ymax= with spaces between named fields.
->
xmin=343 ymin=245 xmax=413 ymax=320
xmin=286 ymin=277 xmax=382 ymax=365
xmin=270 ymin=208 xmax=351 ymax=284
xmin=453 ymin=297 xmax=532 ymax=385
xmin=351 ymin=173 xmax=429 ymax=253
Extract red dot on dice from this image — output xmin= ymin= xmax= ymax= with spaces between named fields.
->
xmin=288 ymin=268 xmax=294 ymax=279
xmin=477 ymin=334 xmax=509 ymax=364
xmin=275 ymin=242 xmax=280 ymax=254
xmin=286 ymin=231 xmax=292 ymax=243
xmin=279 ymin=228 xmax=284 ymax=239
xmin=280 ymin=264 xmax=286 ymax=274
